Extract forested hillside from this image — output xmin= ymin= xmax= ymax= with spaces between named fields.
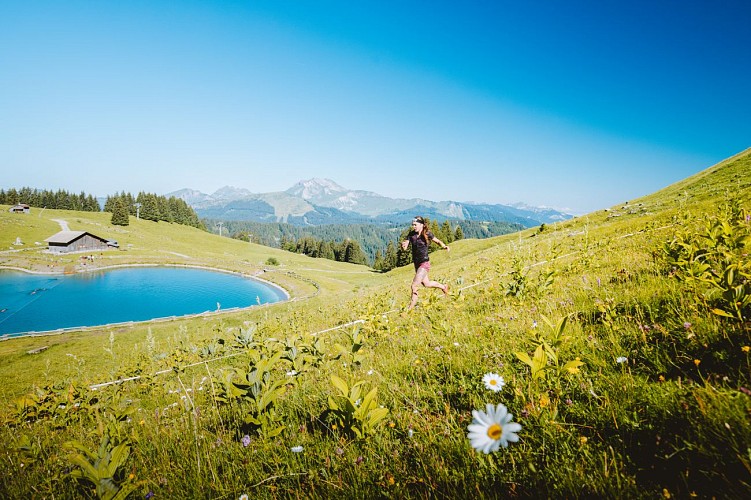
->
xmin=207 ymin=218 xmax=524 ymax=266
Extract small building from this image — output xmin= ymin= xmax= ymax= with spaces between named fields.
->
xmin=8 ymin=204 xmax=30 ymax=214
xmin=45 ymin=231 xmax=116 ymax=254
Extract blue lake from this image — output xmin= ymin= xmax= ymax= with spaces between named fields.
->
xmin=0 ymin=267 xmax=287 ymax=337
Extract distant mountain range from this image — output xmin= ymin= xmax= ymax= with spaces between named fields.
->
xmin=167 ymin=178 xmax=573 ymax=227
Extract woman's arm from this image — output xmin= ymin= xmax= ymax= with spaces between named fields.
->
xmin=401 ymin=239 xmax=409 ymax=251
xmin=431 ymin=237 xmax=450 ymax=251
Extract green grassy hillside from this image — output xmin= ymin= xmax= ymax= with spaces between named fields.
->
xmin=1 ymin=148 xmax=749 ymax=498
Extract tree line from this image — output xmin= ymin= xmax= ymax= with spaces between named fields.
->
xmin=264 ymin=219 xmax=461 ymax=270
xmin=0 ymin=187 xmax=100 ymax=212
xmin=104 ymin=192 xmax=205 ymax=229
xmin=1 ymin=186 xmax=205 ymax=231
xmin=210 ymin=218 xmax=522 ymax=269
xmin=280 ymin=237 xmax=370 ymax=266
xmin=212 ymin=217 xmax=502 ymax=270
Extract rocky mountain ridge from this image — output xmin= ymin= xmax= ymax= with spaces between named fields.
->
xmin=168 ymin=178 xmax=573 ymax=227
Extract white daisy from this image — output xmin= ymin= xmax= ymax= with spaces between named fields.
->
xmin=616 ymin=356 xmax=628 ymax=364
xmin=291 ymin=445 xmax=304 ymax=453
xmin=467 ymin=403 xmax=522 ymax=454
xmin=482 ymin=372 xmax=505 ymax=392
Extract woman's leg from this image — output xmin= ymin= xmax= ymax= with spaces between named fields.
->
xmin=409 ymin=268 xmax=428 ymax=309
xmin=420 ymin=271 xmax=449 ymax=295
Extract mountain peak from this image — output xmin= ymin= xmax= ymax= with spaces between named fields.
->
xmin=212 ymin=186 xmax=253 ymax=200
xmin=286 ymin=178 xmax=347 ymax=200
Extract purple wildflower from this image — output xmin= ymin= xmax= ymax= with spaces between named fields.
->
xmin=241 ymin=434 xmax=251 ymax=447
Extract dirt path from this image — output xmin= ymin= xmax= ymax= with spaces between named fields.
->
xmin=51 ymin=219 xmax=70 ymax=231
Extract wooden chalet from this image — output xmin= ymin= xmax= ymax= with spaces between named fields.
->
xmin=44 ymin=231 xmax=118 ymax=254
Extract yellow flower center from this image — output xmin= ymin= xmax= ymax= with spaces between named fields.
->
xmin=489 ymin=379 xmax=497 ymax=386
xmin=487 ymin=423 xmax=502 ymax=440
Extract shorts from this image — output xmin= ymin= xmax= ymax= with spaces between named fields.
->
xmin=414 ymin=261 xmax=431 ymax=272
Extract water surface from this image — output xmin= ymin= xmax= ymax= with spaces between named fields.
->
xmin=0 ymin=267 xmax=286 ymax=337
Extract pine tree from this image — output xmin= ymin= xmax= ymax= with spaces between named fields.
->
xmin=111 ymin=198 xmax=130 ymax=226
xmin=454 ymin=225 xmax=464 ymax=240
xmin=138 ymin=192 xmax=160 ymax=221
xmin=441 ymin=220 xmax=455 ymax=243
xmin=373 ymin=250 xmax=385 ymax=271
xmin=396 ymin=227 xmax=413 ymax=268
xmin=343 ymin=239 xmax=368 ymax=265
xmin=384 ymin=241 xmax=398 ymax=271
xmin=318 ymin=241 xmax=335 ymax=260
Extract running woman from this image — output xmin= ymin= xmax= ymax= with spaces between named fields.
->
xmin=400 ymin=216 xmax=450 ymax=310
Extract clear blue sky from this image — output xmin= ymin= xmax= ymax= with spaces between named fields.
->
xmin=1 ymin=1 xmax=749 ymax=214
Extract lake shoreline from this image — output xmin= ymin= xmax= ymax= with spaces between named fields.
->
xmin=0 ymin=264 xmax=291 ymax=340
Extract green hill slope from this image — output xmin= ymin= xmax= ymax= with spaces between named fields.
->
xmin=0 ymin=149 xmax=749 ymax=498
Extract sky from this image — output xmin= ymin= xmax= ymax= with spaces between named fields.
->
xmin=1 ymin=1 xmax=750 ymax=215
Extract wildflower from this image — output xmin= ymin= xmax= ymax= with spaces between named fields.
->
xmin=453 ymin=342 xmax=460 ymax=347
xmin=355 ymin=455 xmax=364 ymax=465
xmin=694 ymin=359 xmax=701 ymax=367
xmin=335 ymin=447 xmax=344 ymax=455
xmin=482 ymin=373 xmax=505 ymax=392
xmin=145 ymin=492 xmax=155 ymax=499
xmin=616 ymin=356 xmax=628 ymax=364
xmin=128 ymin=473 xmax=135 ymax=480
xmin=408 ymin=429 xmax=414 ymax=438
xmin=532 ymin=320 xmax=538 ymax=328
xmin=367 ymin=369 xmax=374 ymax=375
xmin=539 ymin=394 xmax=550 ymax=407
xmin=659 ymin=375 xmax=665 ymax=382
xmin=291 ymin=445 xmax=304 ymax=453
xmin=239 ymin=495 xmax=249 ymax=500
xmin=683 ymin=322 xmax=692 ymax=329
xmin=241 ymin=435 xmax=251 ymax=447
xmin=742 ymin=346 xmax=750 ymax=352
xmin=565 ymin=398 xmax=573 ymax=405
xmin=467 ymin=403 xmax=522 ymax=453
xmin=388 ymin=421 xmax=396 ymax=428
xmin=286 ymin=370 xmax=298 ymax=377
xmin=580 ymin=436 xmax=587 ymax=445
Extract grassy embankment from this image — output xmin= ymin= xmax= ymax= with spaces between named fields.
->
xmin=0 ymin=148 xmax=750 ymax=498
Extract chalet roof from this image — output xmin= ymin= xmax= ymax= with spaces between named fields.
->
xmin=45 ymin=231 xmax=86 ymax=244
xmin=44 ymin=230 xmax=109 ymax=244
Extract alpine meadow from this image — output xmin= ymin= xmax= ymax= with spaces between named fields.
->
xmin=1 ymin=149 xmax=750 ymax=498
